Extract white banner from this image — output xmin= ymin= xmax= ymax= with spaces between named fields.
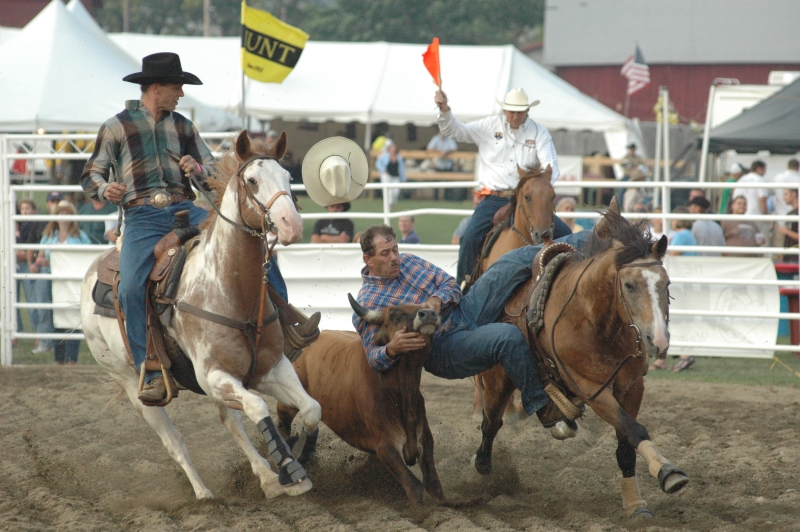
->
xmin=51 ymin=249 xmax=101 ymax=330
xmin=666 ymin=256 xmax=779 ymax=358
xmin=555 ymin=155 xmax=584 ymax=196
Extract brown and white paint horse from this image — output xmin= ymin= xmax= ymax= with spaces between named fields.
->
xmin=80 ymin=131 xmax=321 ymax=500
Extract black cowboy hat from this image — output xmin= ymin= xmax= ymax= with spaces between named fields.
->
xmin=123 ymin=52 xmax=202 ymax=85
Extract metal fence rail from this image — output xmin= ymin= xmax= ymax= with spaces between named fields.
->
xmin=3 ymin=133 xmax=800 ymax=365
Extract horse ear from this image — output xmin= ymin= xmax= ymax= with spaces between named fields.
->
xmin=652 ymin=234 xmax=668 ymax=259
xmin=270 ymin=131 xmax=287 ymax=160
xmin=594 ymin=199 xmax=618 ymax=239
xmin=235 ymin=130 xmax=252 ymax=161
xmin=543 ymin=164 xmax=552 ymax=180
xmin=607 ymin=196 xmax=620 ymax=215
xmin=516 ymin=165 xmax=526 ymax=179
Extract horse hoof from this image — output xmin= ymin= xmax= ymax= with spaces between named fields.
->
xmin=658 ymin=464 xmax=689 ymax=493
xmin=283 ymin=477 xmax=313 ymax=497
xmin=472 ymin=453 xmax=492 ymax=476
xmin=550 ymin=420 xmax=579 ymax=440
xmin=261 ymin=479 xmax=285 ymax=499
xmin=630 ymin=506 xmax=654 ymax=519
xmin=195 ymin=488 xmax=214 ymax=500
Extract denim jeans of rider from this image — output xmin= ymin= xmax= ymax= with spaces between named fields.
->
xmin=427 ymin=230 xmax=590 ymax=415
xmin=118 ymin=201 xmax=208 ymax=383
xmin=456 ymin=194 xmax=573 ymax=285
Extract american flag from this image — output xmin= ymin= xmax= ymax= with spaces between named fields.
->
xmin=621 ymin=45 xmax=650 ymax=96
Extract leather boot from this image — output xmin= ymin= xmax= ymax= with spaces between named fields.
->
xmin=138 ymin=376 xmax=167 ymax=403
xmin=282 ymin=311 xmax=321 ymax=363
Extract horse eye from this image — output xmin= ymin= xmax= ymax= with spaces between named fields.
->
xmin=624 ymin=281 xmax=635 ymax=292
xmin=247 ymin=177 xmax=257 ymax=186
xmin=523 ymin=194 xmax=531 ymax=202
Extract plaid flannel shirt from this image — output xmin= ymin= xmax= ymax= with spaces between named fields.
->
xmin=354 ymin=253 xmax=462 ymax=372
xmin=81 ymin=100 xmax=214 ymax=205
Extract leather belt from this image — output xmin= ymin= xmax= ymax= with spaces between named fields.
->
xmin=477 ymin=187 xmax=514 ymax=198
xmin=124 ymin=191 xmax=189 ymax=210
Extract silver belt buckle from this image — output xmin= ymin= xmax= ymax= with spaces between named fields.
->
xmin=149 ymin=190 xmax=172 ymax=209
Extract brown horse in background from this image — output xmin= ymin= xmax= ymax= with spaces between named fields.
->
xmin=474 ymin=199 xmax=688 ymax=518
xmin=469 ymin=164 xmax=555 ymax=421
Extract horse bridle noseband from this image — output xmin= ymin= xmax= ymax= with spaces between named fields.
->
xmin=547 ymin=252 xmax=663 ymax=403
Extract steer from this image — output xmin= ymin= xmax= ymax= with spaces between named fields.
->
xmin=276 ymin=294 xmax=446 ymax=505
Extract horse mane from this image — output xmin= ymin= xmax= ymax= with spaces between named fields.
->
xmin=199 ymin=136 xmax=274 ymax=231
xmin=505 ymin=166 xmax=545 ymax=224
xmin=581 ymin=208 xmax=656 ymax=266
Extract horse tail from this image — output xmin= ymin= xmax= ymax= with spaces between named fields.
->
xmin=98 ymin=374 xmax=126 ymax=411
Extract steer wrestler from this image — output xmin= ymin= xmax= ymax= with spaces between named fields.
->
xmin=353 ymin=224 xmax=588 ymax=428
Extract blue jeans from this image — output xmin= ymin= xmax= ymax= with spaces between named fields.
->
xmin=16 ymin=261 xmax=36 ymax=332
xmin=119 ymin=202 xmax=209 ymax=382
xmin=456 ymin=195 xmax=573 ymax=285
xmin=267 ymin=255 xmax=287 ymax=302
xmin=54 ymin=328 xmax=80 ymax=364
xmin=427 ymin=230 xmax=590 ymax=415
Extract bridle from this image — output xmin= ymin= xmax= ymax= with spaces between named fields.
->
xmin=511 ymin=179 xmax=553 ymax=246
xmin=192 ymin=154 xmax=291 ymax=243
xmin=546 ymin=250 xmax=663 ymax=403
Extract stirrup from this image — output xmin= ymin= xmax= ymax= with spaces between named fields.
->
xmin=136 ymin=362 xmax=175 ymax=407
xmin=257 ymin=417 xmax=309 ymax=486
xmin=544 ymin=382 xmax=583 ymax=420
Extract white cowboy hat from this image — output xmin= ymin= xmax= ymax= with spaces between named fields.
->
xmin=496 ymin=88 xmax=540 ymax=112
xmin=302 ymin=137 xmax=368 ymax=206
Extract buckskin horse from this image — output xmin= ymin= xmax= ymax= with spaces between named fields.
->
xmin=475 ymin=199 xmax=688 ymax=518
xmin=469 ymin=164 xmax=555 ymax=422
xmin=80 ymin=131 xmax=322 ymax=500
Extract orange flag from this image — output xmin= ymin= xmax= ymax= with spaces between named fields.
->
xmin=422 ymin=37 xmax=441 ymax=87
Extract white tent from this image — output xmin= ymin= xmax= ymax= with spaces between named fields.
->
xmin=0 ymin=0 xmax=239 ymax=132
xmin=110 ymin=34 xmax=637 ymax=159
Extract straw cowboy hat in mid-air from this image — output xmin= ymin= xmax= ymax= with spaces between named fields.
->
xmin=302 ymin=137 xmax=368 ymax=207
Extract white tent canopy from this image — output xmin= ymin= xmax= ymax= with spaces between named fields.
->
xmin=110 ymin=34 xmax=637 ymax=160
xmin=0 ymin=0 xmax=239 ymax=132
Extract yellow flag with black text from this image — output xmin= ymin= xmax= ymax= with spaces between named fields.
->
xmin=241 ymin=1 xmax=308 ymax=83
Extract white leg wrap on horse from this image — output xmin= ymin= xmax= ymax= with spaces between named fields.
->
xmin=620 ymin=476 xmax=647 ymax=517
xmin=636 ymin=440 xmax=671 ymax=479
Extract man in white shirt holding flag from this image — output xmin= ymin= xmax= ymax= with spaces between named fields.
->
xmin=433 ymin=88 xmax=572 ymax=286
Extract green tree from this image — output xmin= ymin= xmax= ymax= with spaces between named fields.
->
xmin=95 ymin=0 xmax=543 ymax=44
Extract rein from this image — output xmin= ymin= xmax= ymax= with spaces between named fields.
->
xmin=546 ymin=252 xmax=662 ymax=403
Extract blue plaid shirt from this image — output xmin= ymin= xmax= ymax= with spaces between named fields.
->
xmin=354 ymin=254 xmax=462 ymax=372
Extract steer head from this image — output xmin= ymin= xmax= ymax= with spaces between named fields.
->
xmin=348 ymin=294 xmax=445 ymax=351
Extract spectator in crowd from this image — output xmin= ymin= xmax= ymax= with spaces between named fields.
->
xmin=452 ymin=193 xmax=482 ymax=245
xmin=668 ymin=206 xmax=697 ymax=257
xmin=16 ymin=199 xmax=45 ymax=343
xmin=732 ymin=160 xmax=769 ymax=238
xmin=45 ymin=190 xmax=63 ymax=215
xmin=371 ymin=130 xmax=393 ymax=153
xmin=398 ymin=216 xmax=421 ymax=244
xmin=688 ymin=189 xmax=706 ymax=202
xmin=426 ymin=132 xmax=458 ymax=172
xmin=434 ymin=87 xmax=571 ymax=285
xmin=688 ymin=196 xmax=725 ymax=256
xmin=622 ymin=166 xmax=648 ymax=212
xmin=311 ymin=202 xmax=355 ymax=243
xmin=555 ymin=197 xmax=583 ymax=233
xmin=721 ymin=196 xmax=762 ymax=257
xmin=617 ymin=143 xmax=646 ymax=206
xmin=35 ymin=200 xmax=92 ymax=365
xmin=769 ymin=159 xmax=800 ymax=248
xmin=648 ymin=207 xmax=669 ymax=241
xmin=78 ymin=196 xmax=118 ymax=244
xmin=375 ymin=143 xmax=406 ymax=208
xmin=775 ymin=188 xmax=799 ymax=263
xmin=719 ymin=163 xmax=746 ymax=214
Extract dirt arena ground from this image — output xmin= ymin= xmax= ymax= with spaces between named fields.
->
xmin=2 ymin=366 xmax=799 ymax=532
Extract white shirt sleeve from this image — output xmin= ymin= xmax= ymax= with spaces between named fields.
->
xmin=438 ymin=111 xmax=489 ymax=144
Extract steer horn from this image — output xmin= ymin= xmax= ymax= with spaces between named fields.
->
xmin=348 ymin=293 xmax=383 ymax=323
